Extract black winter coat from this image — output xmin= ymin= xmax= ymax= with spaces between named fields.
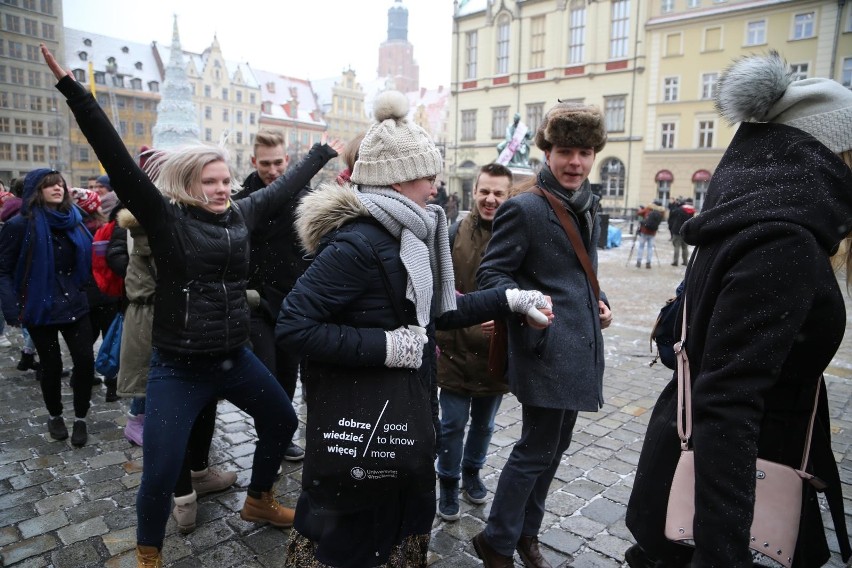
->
xmin=627 ymin=122 xmax=852 ymax=567
xmin=58 ymin=76 xmax=323 ymax=356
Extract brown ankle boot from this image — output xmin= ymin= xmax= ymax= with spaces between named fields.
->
xmin=517 ymin=535 xmax=552 ymax=568
xmin=239 ymin=490 xmax=294 ymax=527
xmin=135 ymin=545 xmax=162 ymax=568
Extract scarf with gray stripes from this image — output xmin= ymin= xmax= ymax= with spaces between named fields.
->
xmin=357 ymin=186 xmax=457 ymax=327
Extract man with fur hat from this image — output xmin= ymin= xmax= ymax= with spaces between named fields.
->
xmin=472 ymin=101 xmax=613 ymax=568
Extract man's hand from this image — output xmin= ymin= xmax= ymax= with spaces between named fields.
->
xmin=320 ymin=133 xmax=346 ymax=156
xmin=41 ymin=43 xmax=72 ymax=81
xmin=598 ymin=300 xmax=612 ymax=329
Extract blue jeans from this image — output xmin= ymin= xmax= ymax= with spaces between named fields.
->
xmin=636 ymin=233 xmax=655 ymax=264
xmin=136 ymin=346 xmax=296 ymax=548
xmin=437 ymin=389 xmax=503 ymax=480
xmin=129 ymin=396 xmax=145 ymax=416
xmin=484 ymin=405 xmax=578 ymax=556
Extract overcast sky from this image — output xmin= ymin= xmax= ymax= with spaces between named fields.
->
xmin=62 ymin=0 xmax=454 ymax=88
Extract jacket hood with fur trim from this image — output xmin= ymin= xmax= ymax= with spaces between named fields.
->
xmin=116 ymin=207 xmax=141 ymax=230
xmin=296 ymin=182 xmax=371 ymax=254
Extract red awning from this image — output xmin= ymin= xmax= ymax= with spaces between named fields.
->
xmin=655 ymin=170 xmax=674 ymax=182
xmin=692 ymin=169 xmax=712 ymax=182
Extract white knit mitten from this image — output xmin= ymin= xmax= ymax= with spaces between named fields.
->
xmin=505 ymin=289 xmax=550 ymax=325
xmin=384 ymin=326 xmax=427 ymax=369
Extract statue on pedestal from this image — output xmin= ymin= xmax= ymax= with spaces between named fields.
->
xmin=496 ymin=113 xmax=532 ymax=169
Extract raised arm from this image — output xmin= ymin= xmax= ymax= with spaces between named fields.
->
xmin=41 ymin=44 xmax=166 ymax=229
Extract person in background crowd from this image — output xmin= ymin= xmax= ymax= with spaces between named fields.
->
xmin=94 ymin=174 xmax=112 ymax=197
xmin=626 ymin=50 xmax=852 ymax=568
xmin=276 ymin=90 xmax=552 ymax=568
xmin=445 ymin=193 xmax=460 ymax=225
xmin=87 ymin=176 xmax=99 ymax=191
xmin=0 ymin=169 xmax=95 ymax=447
xmin=473 ymin=101 xmax=613 ymax=568
xmin=634 ymin=200 xmax=665 ymax=269
xmin=43 ymin=43 xmax=306 ymax=567
xmin=0 ymin=178 xmax=40 ymax=372
xmin=667 ymin=197 xmax=695 ymax=267
xmin=233 ymin=129 xmax=343 ymax=463
xmin=435 ymin=163 xmax=512 ymax=522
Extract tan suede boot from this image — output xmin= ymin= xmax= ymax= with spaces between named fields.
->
xmin=239 ymin=490 xmax=294 ymax=527
xmin=135 ymin=545 xmax=162 ymax=567
xmin=172 ymin=490 xmax=197 ymax=534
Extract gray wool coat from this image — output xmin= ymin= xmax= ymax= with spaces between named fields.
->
xmin=477 ymin=190 xmax=606 ymax=411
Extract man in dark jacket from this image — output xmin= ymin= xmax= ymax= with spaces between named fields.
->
xmin=435 ymin=163 xmax=512 ymax=521
xmin=234 ymin=129 xmax=343 ymax=461
xmin=472 ymin=102 xmax=613 ymax=568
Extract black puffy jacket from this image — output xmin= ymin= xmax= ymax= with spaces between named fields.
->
xmin=58 ymin=76 xmax=323 ymax=356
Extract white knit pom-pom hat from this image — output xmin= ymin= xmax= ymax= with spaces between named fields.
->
xmin=715 ymin=50 xmax=852 ymax=154
xmin=351 ymin=90 xmax=443 ymax=186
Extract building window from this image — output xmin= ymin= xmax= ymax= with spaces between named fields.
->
xmin=148 ymin=81 xmax=158 ymax=92
xmin=94 ymin=71 xmax=105 ymax=85
xmin=600 ymin=158 xmax=625 ymax=197
xmin=112 ymin=75 xmax=124 ymax=88
xmin=236 ymin=110 xmax=243 ymax=123
xmin=698 ymin=120 xmax=715 ymax=148
xmin=525 ymin=103 xmax=543 ymax=135
xmin=48 ymin=146 xmax=57 ymax=163
xmin=72 ymin=68 xmax=85 ymax=82
xmin=0 ymin=143 xmax=10 ymax=161
xmin=0 ymin=117 xmax=7 ymax=132
xmin=842 ymin=57 xmax=852 ymax=87
xmin=604 ymin=96 xmax=626 ymax=132
xmin=12 ymin=92 xmax=26 ymax=109
xmin=610 ymin=0 xmax=630 ymax=59
xmin=204 ymin=85 xmax=211 ymax=97
xmin=24 ymin=18 xmax=37 ymax=35
xmin=41 ymin=22 xmax=54 ymax=39
xmin=701 ymin=72 xmax=718 ymax=99
xmin=119 ymin=121 xmax=127 ymax=136
xmin=32 ymin=145 xmax=44 ymax=162
xmin=134 ymin=122 xmax=143 ymax=136
xmin=492 ymin=106 xmax=509 ymax=139
xmin=790 ymin=63 xmax=808 ymax=81
xmin=465 ymin=31 xmax=477 ymax=79
xmin=746 ymin=20 xmax=766 ymax=45
xmin=40 ymin=0 xmax=53 ymax=14
xmin=661 ymin=0 xmax=674 ymax=13
xmin=223 ymin=109 xmax=229 ymax=121
xmin=792 ymin=12 xmax=815 ymax=39
xmin=131 ymin=78 xmax=142 ymax=90
xmin=15 ymin=144 xmax=29 ymax=161
xmin=10 ymin=67 xmax=24 ymax=84
xmin=657 ymin=180 xmax=671 ymax=203
xmin=249 ymin=112 xmax=256 ymax=125
xmin=250 ymin=93 xmax=256 ymax=105
xmin=205 ymin=106 xmax=212 ymax=119
xmin=5 ymin=15 xmax=20 ymax=33
xmin=847 ymin=5 xmax=852 ymax=32
xmin=135 ymin=99 xmax=144 ymax=110
xmin=460 ymin=110 xmax=477 ymax=141
xmin=568 ymin=1 xmax=585 ymax=64
xmin=7 ymin=41 xmax=22 ymax=59
xmin=78 ymin=146 xmax=89 ymax=161
xmin=29 ymin=95 xmax=42 ymax=111
xmin=32 ymin=119 xmax=43 ymax=135
xmin=660 ymin=122 xmax=676 ymax=149
xmin=0 ymin=92 xmax=7 ymax=108
xmin=663 ymin=77 xmax=679 ymax=102
xmin=205 ymin=128 xmax=212 ymax=142
xmin=222 ymin=88 xmax=228 ymax=100
xmin=14 ymin=118 xmax=27 ymax=134
xmin=704 ymin=26 xmax=722 ymax=51
xmin=687 ymin=0 xmax=700 ymax=7
xmin=529 ymin=16 xmax=546 ymax=70
xmin=236 ymin=90 xmax=242 ymax=103
xmin=26 ymin=44 xmax=39 ymax=61
xmin=496 ymin=15 xmax=510 ymax=75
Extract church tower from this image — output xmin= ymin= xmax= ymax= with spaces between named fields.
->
xmin=377 ymin=0 xmax=419 ymax=93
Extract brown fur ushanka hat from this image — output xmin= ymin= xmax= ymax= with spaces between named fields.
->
xmin=534 ymin=102 xmax=607 ymax=154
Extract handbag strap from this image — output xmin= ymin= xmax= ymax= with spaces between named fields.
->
xmin=674 ymin=254 xmax=822 ymax=472
xmin=530 ymin=186 xmax=600 ymax=300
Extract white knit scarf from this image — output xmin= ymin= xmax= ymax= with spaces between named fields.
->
xmin=357 ymin=186 xmax=457 ymax=327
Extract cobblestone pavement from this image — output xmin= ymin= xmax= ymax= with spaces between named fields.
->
xmin=1 ymin=233 xmax=850 ymax=567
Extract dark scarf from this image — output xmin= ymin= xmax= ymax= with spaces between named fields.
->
xmin=537 ymin=164 xmax=594 ymax=217
xmin=16 ymin=206 xmax=91 ymax=325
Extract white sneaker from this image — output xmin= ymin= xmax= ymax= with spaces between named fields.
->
xmin=0 ymin=334 xmax=12 ymax=348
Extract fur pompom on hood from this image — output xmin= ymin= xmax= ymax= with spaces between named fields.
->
xmin=715 ymin=50 xmax=793 ymax=125
xmin=296 ymin=183 xmax=370 ymax=254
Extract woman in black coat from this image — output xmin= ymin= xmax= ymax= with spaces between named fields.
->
xmin=626 ymin=52 xmax=852 ymax=568
xmin=276 ymin=91 xmax=551 ymax=568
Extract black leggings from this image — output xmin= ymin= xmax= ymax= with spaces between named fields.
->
xmin=29 ymin=318 xmax=94 ymax=418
